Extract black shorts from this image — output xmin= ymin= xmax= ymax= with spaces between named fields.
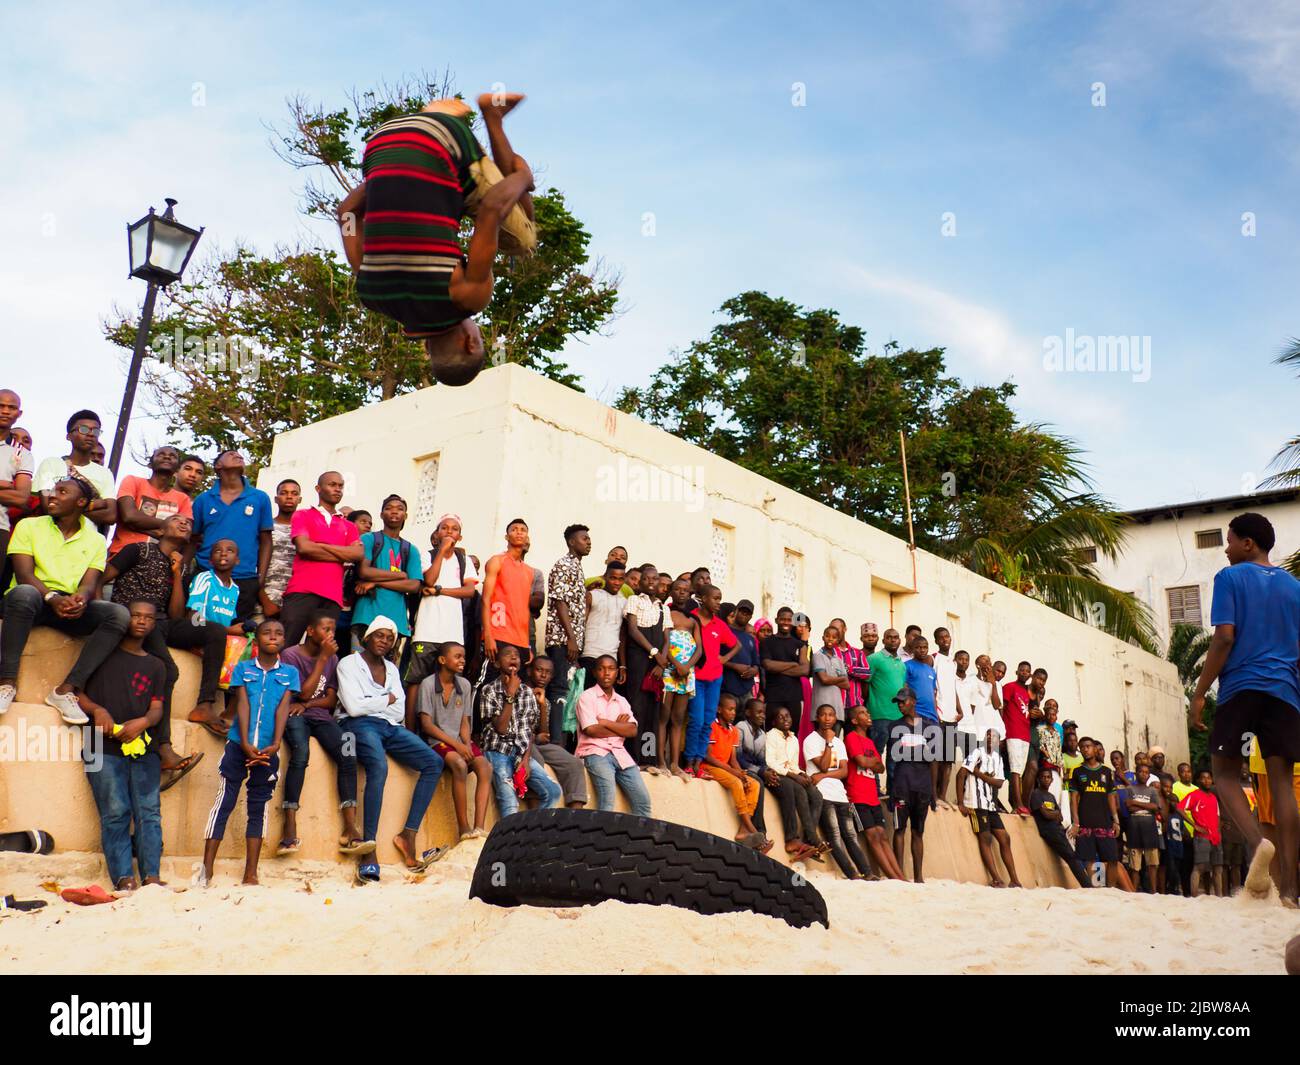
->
xmin=1075 ymin=830 xmax=1119 ymax=864
xmin=1127 ymin=813 xmax=1160 ymax=850
xmin=893 ymin=786 xmax=931 ymax=835
xmin=968 ymin=808 xmax=1004 ymax=836
xmin=1210 ymin=689 xmax=1300 ymax=763
xmin=855 ymin=802 xmax=885 ymax=830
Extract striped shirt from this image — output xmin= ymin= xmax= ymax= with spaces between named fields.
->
xmin=356 ymin=112 xmax=484 ymax=332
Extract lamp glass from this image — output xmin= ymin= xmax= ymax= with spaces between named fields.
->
xmin=149 ymin=219 xmax=194 ymax=275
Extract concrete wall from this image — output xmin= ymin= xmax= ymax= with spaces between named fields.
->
xmin=259 ymin=364 xmax=1188 ymax=764
xmin=1 ymin=632 xmax=1079 ymax=889
xmin=1094 ymin=495 xmax=1300 ymax=650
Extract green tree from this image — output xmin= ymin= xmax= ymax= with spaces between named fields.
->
xmin=1166 ymin=623 xmax=1215 ymax=769
xmin=618 ymin=291 xmax=1154 ymax=646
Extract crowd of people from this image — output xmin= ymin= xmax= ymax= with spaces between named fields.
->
xmin=1 ymin=391 xmax=1297 ymax=907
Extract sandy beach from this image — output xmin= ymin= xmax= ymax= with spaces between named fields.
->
xmin=3 ymin=844 xmax=1298 ymax=975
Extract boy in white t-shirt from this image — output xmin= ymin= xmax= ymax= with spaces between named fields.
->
xmin=956 ymin=729 xmax=1023 ymax=889
xmin=804 ymin=703 xmax=873 ymax=879
xmin=411 ymin=516 xmax=479 ymax=648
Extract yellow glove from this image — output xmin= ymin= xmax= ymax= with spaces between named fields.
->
xmin=119 ymin=731 xmax=151 ymax=759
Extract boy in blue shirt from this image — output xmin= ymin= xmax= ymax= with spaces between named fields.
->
xmin=199 ymin=618 xmax=297 ymax=887
xmin=904 ymin=636 xmax=940 ymax=724
xmin=167 ymin=538 xmax=247 ymax=738
xmin=1192 ymin=511 xmax=1300 ymax=908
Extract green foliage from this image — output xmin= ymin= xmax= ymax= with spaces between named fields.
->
xmin=618 ymin=291 xmax=1155 ymax=646
xmin=1166 ymin=623 xmax=1216 ymax=769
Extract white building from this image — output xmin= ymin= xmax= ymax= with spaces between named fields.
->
xmin=1093 ymin=488 xmax=1300 ymax=651
xmin=258 ymin=364 xmax=1188 ymax=761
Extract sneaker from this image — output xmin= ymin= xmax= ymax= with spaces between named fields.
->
xmin=190 ymin=864 xmax=211 ymax=889
xmin=0 ymin=684 xmax=15 ymax=715
xmin=46 ymin=690 xmax=89 ymax=725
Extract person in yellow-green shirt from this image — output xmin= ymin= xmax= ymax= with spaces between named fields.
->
xmin=1171 ymin=762 xmax=1199 ymax=896
xmin=0 ymin=478 xmax=129 ymax=723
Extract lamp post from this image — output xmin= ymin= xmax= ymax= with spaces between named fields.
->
xmin=110 ymin=197 xmax=204 ymax=476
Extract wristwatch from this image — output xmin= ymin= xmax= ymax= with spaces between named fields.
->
xmin=650 ymin=646 xmax=661 ymax=656
xmin=44 ymin=590 xmax=61 ymax=602
xmin=433 ymin=584 xmax=442 ymax=596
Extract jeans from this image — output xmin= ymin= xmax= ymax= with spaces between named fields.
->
xmin=282 ymin=714 xmax=358 ymax=809
xmin=821 ymin=800 xmax=872 ymax=878
xmin=544 ymin=645 xmax=574 ymax=711
xmin=345 ymin=715 xmax=444 ymax=840
xmin=583 ymin=752 xmax=652 ymax=817
xmin=487 ymin=750 xmax=562 ymax=817
xmin=84 ymin=752 xmax=162 ymax=884
xmin=165 ymin=612 xmax=229 ymax=704
xmin=0 ymin=585 xmax=128 ymax=688
xmin=771 ymin=773 xmax=823 ymax=843
xmin=684 ymin=675 xmax=723 ymax=760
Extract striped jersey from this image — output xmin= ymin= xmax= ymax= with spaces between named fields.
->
xmin=356 ymin=111 xmax=485 ymax=332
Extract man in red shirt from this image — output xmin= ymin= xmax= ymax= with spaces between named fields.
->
xmin=280 ymin=471 xmax=363 ymax=646
xmin=685 ymin=585 xmax=738 ymax=775
xmin=1001 ymin=660 xmax=1033 ymax=815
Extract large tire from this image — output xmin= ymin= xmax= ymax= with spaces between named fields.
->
xmin=468 ymin=808 xmax=828 ymax=929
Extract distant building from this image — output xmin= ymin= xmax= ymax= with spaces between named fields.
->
xmin=1094 ymin=488 xmax=1300 ymax=651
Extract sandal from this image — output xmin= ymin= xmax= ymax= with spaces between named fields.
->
xmin=406 ymin=846 xmax=449 ymax=872
xmin=187 ymin=710 xmax=228 ymax=740
xmin=275 ymin=838 xmax=301 ymax=857
xmin=1 ymin=894 xmax=47 ymax=913
xmin=355 ymin=861 xmax=381 ymax=885
xmin=339 ymin=837 xmax=377 ymax=856
xmin=60 ymin=884 xmax=118 ymax=906
xmin=160 ymin=751 xmax=204 ymax=793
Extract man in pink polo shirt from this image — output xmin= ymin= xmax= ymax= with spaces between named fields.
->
xmin=575 ymin=655 xmax=653 ymax=816
xmin=280 ymin=471 xmax=363 ymax=647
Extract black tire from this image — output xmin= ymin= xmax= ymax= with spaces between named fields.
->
xmin=468 ymin=808 xmax=828 ymax=929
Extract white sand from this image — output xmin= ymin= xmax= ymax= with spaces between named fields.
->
xmin=2 ymin=845 xmax=1298 ymax=974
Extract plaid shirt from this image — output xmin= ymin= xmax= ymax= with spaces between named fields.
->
xmin=545 ymin=552 xmax=587 ymax=649
xmin=478 ymin=678 xmax=540 ymax=761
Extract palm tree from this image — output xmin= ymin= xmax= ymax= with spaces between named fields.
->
xmin=1166 ymin=622 xmax=1215 ymax=768
xmin=1261 ymin=336 xmax=1300 ymax=575
xmin=956 ymin=490 xmax=1159 ymax=652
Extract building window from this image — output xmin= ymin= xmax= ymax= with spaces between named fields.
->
xmin=1195 ymin=529 xmax=1223 ymax=549
xmin=412 ymin=453 xmax=440 ymax=527
xmin=1077 ymin=546 xmax=1098 ymax=564
xmin=710 ymin=522 xmax=733 ymax=590
xmin=782 ymin=549 xmax=803 ymax=611
xmin=1167 ymin=585 xmax=1202 ymax=627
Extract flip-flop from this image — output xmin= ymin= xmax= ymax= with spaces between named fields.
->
xmin=60 ymin=884 xmax=117 ymax=906
xmin=355 ymin=861 xmax=381 ymax=885
xmin=188 ymin=712 xmax=228 ymax=740
xmin=407 ymin=846 xmax=448 ymax=872
xmin=339 ymin=837 xmax=377 ymax=856
xmin=159 ymin=751 xmax=204 ymax=793
xmin=275 ymin=838 xmax=301 ymax=857
xmin=0 ymin=829 xmax=55 ymax=854
xmin=1 ymin=894 xmax=47 ymax=913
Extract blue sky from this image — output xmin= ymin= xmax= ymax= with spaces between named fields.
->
xmin=2 ymin=0 xmax=1297 ymax=509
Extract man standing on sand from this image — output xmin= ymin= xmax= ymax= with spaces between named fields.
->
xmin=1192 ymin=511 xmax=1300 ymax=908
xmin=340 ymin=91 xmax=537 ymax=387
xmin=480 ymin=519 xmax=536 ymax=669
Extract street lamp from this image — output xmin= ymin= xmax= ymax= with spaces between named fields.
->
xmin=109 ymin=197 xmax=204 ymax=475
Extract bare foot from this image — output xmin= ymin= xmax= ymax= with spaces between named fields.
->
xmin=1009 ymin=880 xmax=1023 ymax=888
xmin=241 ymin=875 xmax=259 ymax=886
xmin=477 ymin=91 xmax=525 ymax=119
xmin=989 ymin=879 xmax=1006 ymax=888
xmin=1245 ymin=839 xmax=1276 ymax=898
xmin=671 ymin=766 xmax=691 ymax=781
xmin=392 ymin=833 xmax=421 ymax=869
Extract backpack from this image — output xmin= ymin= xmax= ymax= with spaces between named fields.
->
xmin=354 ymin=534 xmax=420 ymax=625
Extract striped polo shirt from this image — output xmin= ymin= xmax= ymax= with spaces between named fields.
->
xmin=356 ymin=111 xmax=484 ymax=333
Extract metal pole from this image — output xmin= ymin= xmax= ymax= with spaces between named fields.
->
xmin=108 ymin=281 xmax=158 ymax=476
xmin=899 ymin=429 xmax=918 ymax=591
